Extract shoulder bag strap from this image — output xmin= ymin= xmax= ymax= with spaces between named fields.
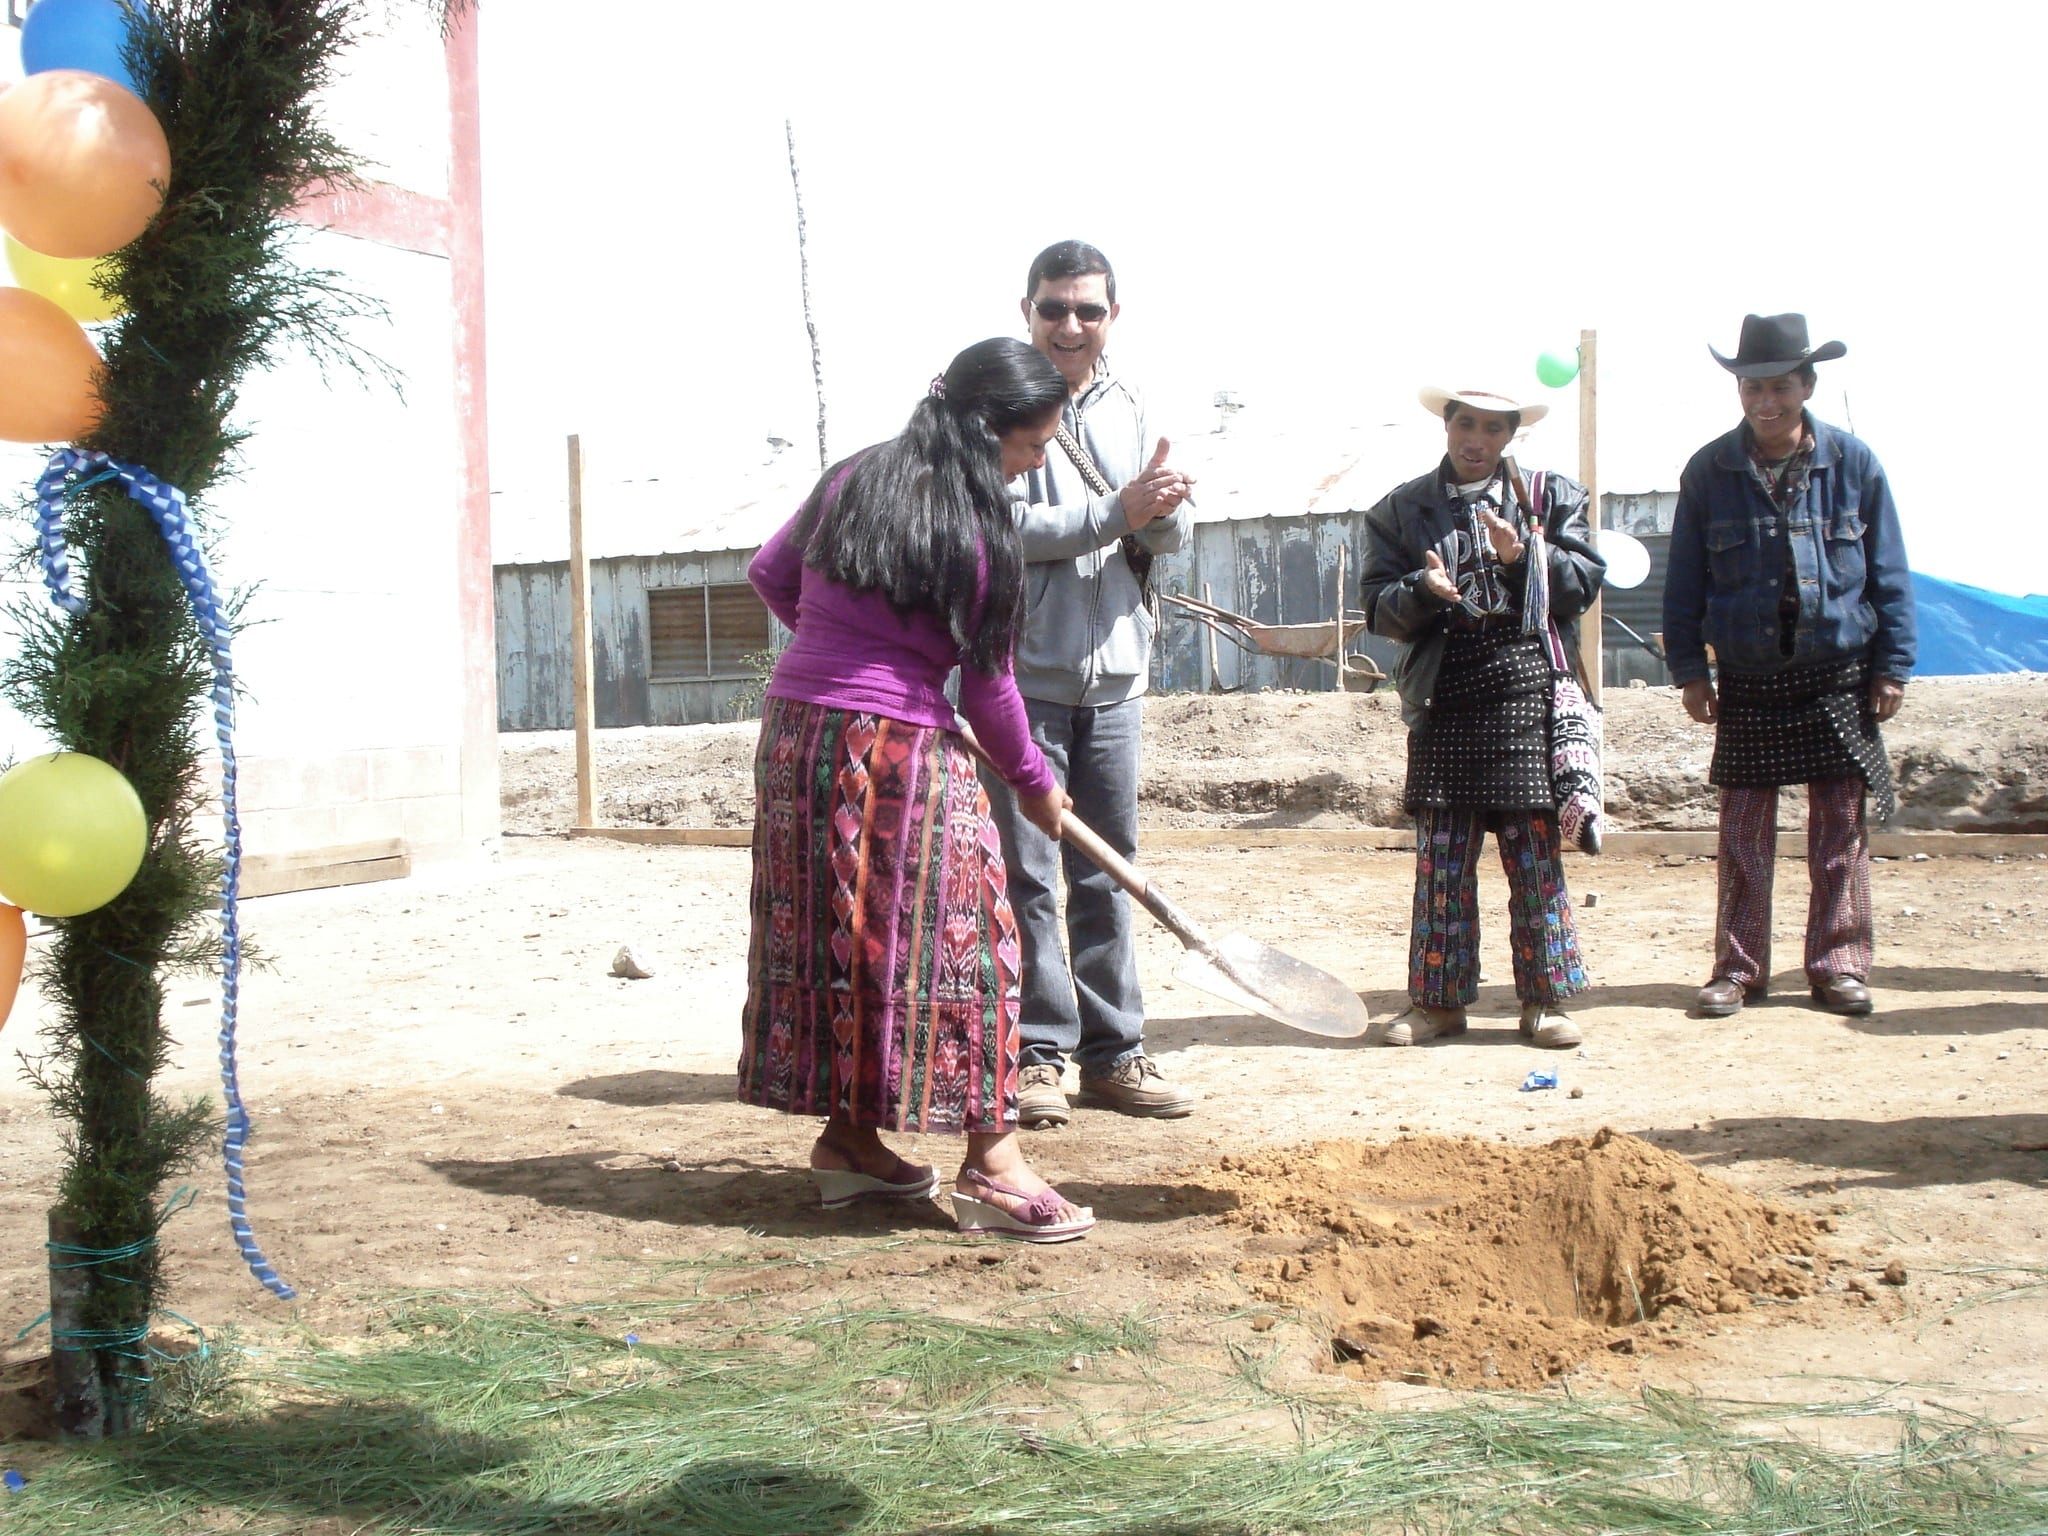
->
xmin=1053 ymin=423 xmax=1154 ymax=598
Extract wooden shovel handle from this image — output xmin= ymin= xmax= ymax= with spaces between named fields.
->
xmin=954 ymin=725 xmax=1213 ymax=951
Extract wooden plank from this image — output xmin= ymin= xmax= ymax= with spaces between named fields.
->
xmin=567 ymin=435 xmax=597 ymax=827
xmin=1604 ymin=830 xmax=2048 ymax=860
xmin=242 ymin=851 xmax=411 ymax=899
xmin=1145 ymin=827 xmax=1413 ymax=850
xmin=1332 ymin=543 xmax=1348 ymax=694
xmin=243 ymin=837 xmax=402 ymax=873
xmin=570 ymin=825 xmax=752 ymax=846
xmin=564 ymin=822 xmax=2048 ymax=858
xmin=1202 ymin=581 xmax=1220 ymax=693
xmin=1578 ymin=326 xmax=1602 ymax=705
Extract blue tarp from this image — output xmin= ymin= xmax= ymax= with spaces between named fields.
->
xmin=1912 ymin=572 xmax=2048 ymax=676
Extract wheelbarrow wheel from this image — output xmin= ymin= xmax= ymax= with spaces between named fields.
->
xmin=1341 ymin=655 xmax=1386 ymax=694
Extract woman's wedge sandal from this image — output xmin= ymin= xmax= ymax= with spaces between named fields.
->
xmin=950 ymin=1167 xmax=1094 ymax=1243
xmin=809 ymin=1162 xmax=941 ymax=1210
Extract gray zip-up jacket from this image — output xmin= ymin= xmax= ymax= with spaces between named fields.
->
xmin=1008 ymin=365 xmax=1191 ymax=706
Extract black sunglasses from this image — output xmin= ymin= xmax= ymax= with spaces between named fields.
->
xmin=1032 ymin=299 xmax=1110 ymax=323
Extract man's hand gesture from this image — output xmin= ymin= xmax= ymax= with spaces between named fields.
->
xmin=1118 ymin=437 xmax=1194 ymax=528
xmin=1421 ymin=549 xmax=1461 ymax=604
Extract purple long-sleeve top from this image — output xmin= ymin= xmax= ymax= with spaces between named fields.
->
xmin=747 ymin=512 xmax=1054 ymax=798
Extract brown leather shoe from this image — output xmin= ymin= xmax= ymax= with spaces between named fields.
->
xmin=1076 ymin=1054 xmax=1194 ymax=1118
xmin=1696 ymin=977 xmax=1759 ymax=1018
xmin=1371 ymin=1005 xmax=1468 ymax=1047
xmin=1811 ymin=975 xmax=1873 ymax=1016
xmin=1017 ymin=1063 xmax=1070 ymax=1128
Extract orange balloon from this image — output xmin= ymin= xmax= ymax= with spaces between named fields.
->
xmin=0 ymin=69 xmax=168 ymax=260
xmin=0 ymin=904 xmax=24 ymax=1034
xmin=0 ymin=287 xmax=104 ymax=443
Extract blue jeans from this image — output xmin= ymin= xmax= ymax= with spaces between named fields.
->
xmin=983 ymin=696 xmax=1147 ymax=1075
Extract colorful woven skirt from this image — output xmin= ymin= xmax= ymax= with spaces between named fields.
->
xmin=737 ymin=696 xmax=1021 ymax=1134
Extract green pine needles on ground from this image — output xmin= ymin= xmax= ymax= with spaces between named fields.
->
xmin=3 ymin=0 xmax=375 ymax=1433
xmin=1 ymin=1272 xmax=2042 ymax=1535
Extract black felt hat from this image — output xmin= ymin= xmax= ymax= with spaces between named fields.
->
xmin=1709 ymin=313 xmax=1847 ymax=378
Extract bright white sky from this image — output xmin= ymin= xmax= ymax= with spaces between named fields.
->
xmin=474 ymin=1 xmax=2046 ymax=592
xmin=2 ymin=6 xmax=2035 ymax=590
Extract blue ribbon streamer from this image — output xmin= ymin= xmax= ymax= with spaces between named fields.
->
xmin=34 ymin=449 xmax=296 ymax=1302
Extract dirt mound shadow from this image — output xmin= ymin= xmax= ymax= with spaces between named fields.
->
xmin=1195 ymin=1127 xmax=1826 ymax=1389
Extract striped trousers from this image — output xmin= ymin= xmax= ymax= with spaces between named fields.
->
xmin=1409 ymin=806 xmax=1587 ymax=1008
xmin=1713 ymin=778 xmax=1873 ymax=989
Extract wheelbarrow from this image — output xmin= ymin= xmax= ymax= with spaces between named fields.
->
xmin=1161 ymin=589 xmax=1386 ymax=691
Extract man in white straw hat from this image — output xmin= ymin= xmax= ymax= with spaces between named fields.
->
xmin=1358 ymin=386 xmax=1606 ymax=1049
xmin=1664 ymin=313 xmax=1915 ymax=1022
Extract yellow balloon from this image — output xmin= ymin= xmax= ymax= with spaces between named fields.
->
xmin=0 ymin=752 xmax=148 ymax=917
xmin=6 ymin=234 xmax=122 ymax=322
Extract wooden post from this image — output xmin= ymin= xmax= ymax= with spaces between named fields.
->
xmin=1332 ymin=542 xmax=1348 ymax=693
xmin=1202 ymin=581 xmax=1221 ymax=693
xmin=568 ymin=435 xmax=597 ymax=829
xmin=1576 ymin=328 xmax=1602 ymax=704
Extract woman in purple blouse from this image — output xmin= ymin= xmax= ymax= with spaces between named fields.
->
xmin=740 ymin=338 xmax=1091 ymax=1242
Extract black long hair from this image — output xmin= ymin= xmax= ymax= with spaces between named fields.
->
xmin=794 ymin=337 xmax=1065 ymax=672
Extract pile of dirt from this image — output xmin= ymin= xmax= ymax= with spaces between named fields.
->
xmin=502 ymin=675 xmax=2048 ymax=835
xmin=1137 ymin=676 xmax=2048 ymax=832
xmin=1199 ymin=1128 xmax=1827 ymax=1390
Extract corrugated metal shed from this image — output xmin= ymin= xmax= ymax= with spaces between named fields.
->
xmin=495 ymin=549 xmax=780 ymax=731
xmin=492 ymin=418 xmax=1680 ymax=728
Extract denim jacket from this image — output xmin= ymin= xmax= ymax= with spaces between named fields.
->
xmin=1359 ymin=460 xmax=1605 ymax=731
xmin=1662 ymin=415 xmax=1915 ymax=686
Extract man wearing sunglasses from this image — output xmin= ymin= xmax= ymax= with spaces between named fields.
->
xmin=984 ymin=239 xmax=1195 ymax=1129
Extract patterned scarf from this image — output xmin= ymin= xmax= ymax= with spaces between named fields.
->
xmin=1745 ymin=425 xmax=1815 ymax=512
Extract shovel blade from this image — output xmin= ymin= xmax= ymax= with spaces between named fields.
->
xmin=1174 ymin=931 xmax=1371 ymax=1039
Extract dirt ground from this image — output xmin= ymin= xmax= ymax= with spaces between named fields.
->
xmin=3 ymin=677 xmax=2047 ymax=1446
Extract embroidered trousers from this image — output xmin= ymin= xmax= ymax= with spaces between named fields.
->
xmin=1409 ymin=806 xmax=1586 ymax=1008
xmin=1713 ymin=778 xmax=1873 ymax=989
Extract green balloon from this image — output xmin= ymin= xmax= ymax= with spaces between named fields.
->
xmin=1535 ymin=349 xmax=1580 ymax=388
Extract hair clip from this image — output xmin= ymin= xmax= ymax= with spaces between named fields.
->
xmin=928 ymin=374 xmax=947 ymax=400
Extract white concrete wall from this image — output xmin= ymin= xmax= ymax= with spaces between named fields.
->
xmin=207 ymin=226 xmax=472 ymax=859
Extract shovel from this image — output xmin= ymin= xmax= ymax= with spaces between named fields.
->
xmin=961 ymin=733 xmax=1371 ymax=1039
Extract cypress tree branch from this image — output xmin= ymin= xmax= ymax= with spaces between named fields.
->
xmin=4 ymin=0 xmax=381 ymax=1435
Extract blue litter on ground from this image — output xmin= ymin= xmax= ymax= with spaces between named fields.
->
xmin=1520 ymin=1070 xmax=1558 ymax=1092
xmin=4 ymin=1469 xmax=26 ymax=1492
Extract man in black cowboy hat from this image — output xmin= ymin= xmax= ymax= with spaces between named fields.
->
xmin=1663 ymin=313 xmax=1916 ymax=1021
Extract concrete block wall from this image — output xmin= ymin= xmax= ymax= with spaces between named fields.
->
xmin=196 ymin=745 xmax=465 ymax=860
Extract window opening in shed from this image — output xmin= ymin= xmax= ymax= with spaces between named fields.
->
xmin=648 ymin=583 xmax=771 ymax=681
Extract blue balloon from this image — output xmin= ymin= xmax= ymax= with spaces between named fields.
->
xmin=20 ymin=0 xmax=152 ymax=96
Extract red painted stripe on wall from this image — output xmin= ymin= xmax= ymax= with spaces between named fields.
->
xmin=292 ymin=180 xmax=451 ymax=258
